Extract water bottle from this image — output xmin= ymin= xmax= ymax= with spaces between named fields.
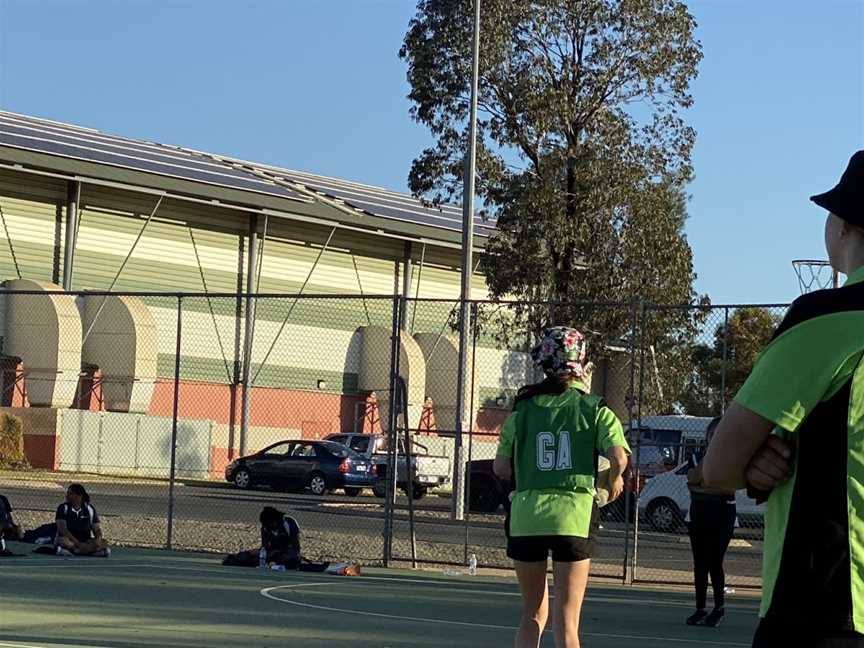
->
xmin=258 ymin=547 xmax=267 ymax=569
xmin=468 ymin=553 xmax=478 ymax=576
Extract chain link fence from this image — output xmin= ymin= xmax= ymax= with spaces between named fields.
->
xmin=0 ymin=290 xmax=789 ymax=588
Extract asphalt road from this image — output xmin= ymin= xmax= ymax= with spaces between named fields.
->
xmin=1 ymin=478 xmax=763 ymax=585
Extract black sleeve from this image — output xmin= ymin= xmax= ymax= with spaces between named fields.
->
xmin=55 ymin=504 xmax=66 ymax=521
xmin=89 ymin=506 xmax=100 ymax=525
xmin=771 ymin=298 xmax=806 ymax=340
xmin=0 ymin=495 xmax=11 ymax=513
xmin=285 ymin=517 xmax=301 ymax=552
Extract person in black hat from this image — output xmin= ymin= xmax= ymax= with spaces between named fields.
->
xmin=700 ymin=150 xmax=864 ymax=647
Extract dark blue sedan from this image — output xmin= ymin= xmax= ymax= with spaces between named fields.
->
xmin=225 ymin=440 xmax=376 ymax=496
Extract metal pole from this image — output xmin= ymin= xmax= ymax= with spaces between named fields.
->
xmin=400 ymin=376 xmax=418 ymax=568
xmin=62 ymin=181 xmax=79 ymax=291
xmin=463 ymin=302 xmax=479 ymax=564
xmin=622 ymin=300 xmax=639 ymax=585
xmin=632 ymin=304 xmax=649 ymax=583
xmin=166 ymin=296 xmax=183 ymax=550
xmin=239 ymin=215 xmax=259 ymax=457
xmin=228 ymin=236 xmax=245 ymax=461
xmin=383 ymin=295 xmax=402 ymax=566
xmin=401 ymin=242 xmax=413 ymax=332
xmin=452 ymin=0 xmax=481 ymax=522
xmin=410 ymin=243 xmax=426 ymax=335
xmin=720 ymin=307 xmax=730 ymax=415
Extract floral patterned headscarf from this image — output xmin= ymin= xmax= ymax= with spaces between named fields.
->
xmin=530 ymin=326 xmax=591 ymax=380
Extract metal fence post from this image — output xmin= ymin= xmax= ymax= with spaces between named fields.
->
xmin=166 ymin=296 xmax=183 ymax=551
xmin=720 ymin=306 xmax=730 ymax=414
xmin=382 ymin=295 xmax=402 ymax=566
xmin=631 ymin=302 xmax=649 ymax=583
xmin=463 ymin=302 xmax=480 ymax=566
xmin=622 ymin=299 xmax=639 ymax=585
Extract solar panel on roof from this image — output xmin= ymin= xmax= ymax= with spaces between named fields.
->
xmin=0 ymin=115 xmax=308 ymax=202
xmin=0 ymin=111 xmax=497 ymax=239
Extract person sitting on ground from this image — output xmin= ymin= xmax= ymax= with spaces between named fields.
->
xmin=55 ymin=484 xmax=109 ymax=557
xmin=260 ymin=505 xmax=302 ymax=568
xmin=223 ymin=506 xmax=301 ymax=568
xmin=0 ymin=493 xmax=23 ymax=553
xmin=222 ymin=506 xmax=360 ymax=574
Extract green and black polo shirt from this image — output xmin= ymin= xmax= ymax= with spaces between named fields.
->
xmin=735 ymin=265 xmax=864 ymax=632
xmin=496 ymin=382 xmax=630 ymax=538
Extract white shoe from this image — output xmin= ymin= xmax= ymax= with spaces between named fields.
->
xmin=56 ymin=546 xmax=73 ymax=557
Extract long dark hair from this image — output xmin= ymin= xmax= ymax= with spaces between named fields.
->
xmin=67 ymin=483 xmax=90 ymax=504
xmin=513 ymin=374 xmax=579 ymax=408
xmin=260 ymin=506 xmax=284 ymax=527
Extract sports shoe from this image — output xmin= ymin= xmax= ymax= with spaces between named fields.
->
xmin=93 ymin=548 xmax=111 ymax=558
xmin=686 ymin=610 xmax=708 ymax=626
xmin=56 ymin=546 xmax=73 ymax=557
xmin=703 ymin=608 xmax=725 ymax=628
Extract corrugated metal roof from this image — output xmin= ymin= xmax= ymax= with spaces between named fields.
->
xmin=0 ymin=111 xmax=496 ymax=240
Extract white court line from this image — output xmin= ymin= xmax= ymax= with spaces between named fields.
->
xmin=260 ymin=580 xmax=751 ymax=647
xmin=7 ymin=561 xmax=759 ymax=611
xmin=262 ymin=575 xmax=757 ymax=611
xmin=0 ymin=561 xmax=150 ymax=569
xmin=0 ymin=642 xmax=114 ymax=648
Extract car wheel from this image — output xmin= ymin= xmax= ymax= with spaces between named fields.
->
xmin=344 ymin=487 xmax=362 ymax=497
xmin=469 ymin=477 xmax=502 ymax=513
xmin=234 ymin=468 xmax=252 ymax=490
xmin=409 ymin=485 xmax=427 ymax=500
xmin=372 ymin=479 xmax=387 ymax=498
xmin=646 ymin=498 xmax=683 ymax=532
xmin=308 ymin=472 xmax=329 ymax=496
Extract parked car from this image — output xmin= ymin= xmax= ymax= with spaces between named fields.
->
xmin=638 ymin=460 xmax=765 ymax=532
xmin=466 ymin=459 xmax=638 ymax=521
xmin=224 ymin=440 xmax=376 ymax=496
xmin=324 ymin=433 xmax=451 ymax=500
xmin=465 ymin=458 xmax=509 ymax=513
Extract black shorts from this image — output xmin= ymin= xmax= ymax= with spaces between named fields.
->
xmin=506 ymin=504 xmax=598 ymax=563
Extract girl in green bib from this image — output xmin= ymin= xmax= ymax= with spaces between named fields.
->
xmin=494 ymin=326 xmax=630 ymax=648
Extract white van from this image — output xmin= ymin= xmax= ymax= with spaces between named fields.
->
xmin=628 ymin=415 xmax=715 ymax=479
xmin=638 ymin=460 xmax=765 ymax=532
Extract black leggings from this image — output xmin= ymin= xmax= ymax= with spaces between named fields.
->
xmin=688 ymin=498 xmax=736 ymax=610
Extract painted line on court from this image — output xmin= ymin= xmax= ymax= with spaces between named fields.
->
xmin=0 ymin=642 xmax=114 ymax=648
xmin=260 ymin=580 xmax=751 ymax=646
xmin=262 ymin=576 xmax=757 ymax=611
xmin=7 ymin=561 xmax=758 ymax=612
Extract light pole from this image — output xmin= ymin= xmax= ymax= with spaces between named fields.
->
xmin=452 ymin=0 xmax=482 ymax=521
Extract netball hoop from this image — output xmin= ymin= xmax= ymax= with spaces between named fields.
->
xmin=792 ymin=259 xmax=840 ymax=294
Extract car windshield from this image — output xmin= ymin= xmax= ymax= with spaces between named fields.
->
xmin=320 ymin=441 xmax=364 ymax=460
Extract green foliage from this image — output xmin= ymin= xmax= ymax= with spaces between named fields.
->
xmin=401 ymin=0 xmax=705 ymax=356
xmin=678 ymin=307 xmax=781 ymax=415
xmin=0 ymin=412 xmax=28 ymax=469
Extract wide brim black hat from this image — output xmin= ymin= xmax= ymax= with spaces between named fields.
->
xmin=811 ymin=150 xmax=864 ymax=227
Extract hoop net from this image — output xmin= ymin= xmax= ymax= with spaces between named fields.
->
xmin=792 ymin=260 xmax=838 ymax=294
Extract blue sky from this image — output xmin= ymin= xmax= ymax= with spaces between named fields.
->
xmin=0 ymin=0 xmax=861 ymax=304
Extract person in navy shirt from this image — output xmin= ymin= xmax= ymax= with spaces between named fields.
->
xmin=55 ymin=484 xmax=109 ymax=557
